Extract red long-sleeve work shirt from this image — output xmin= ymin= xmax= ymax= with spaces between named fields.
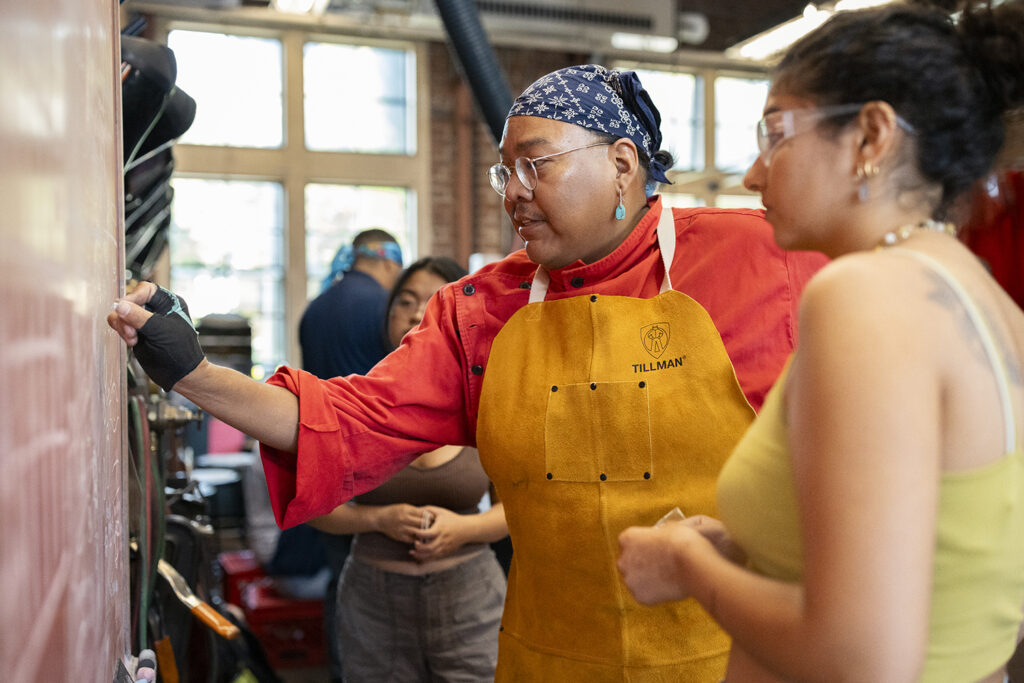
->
xmin=261 ymin=200 xmax=828 ymax=528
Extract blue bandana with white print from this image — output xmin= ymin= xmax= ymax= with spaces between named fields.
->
xmin=508 ymin=64 xmax=671 ymax=186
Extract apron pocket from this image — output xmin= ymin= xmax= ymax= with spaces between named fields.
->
xmin=544 ymin=380 xmax=653 ymax=482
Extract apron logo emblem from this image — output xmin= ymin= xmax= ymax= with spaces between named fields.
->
xmin=641 ymin=322 xmax=670 ymax=358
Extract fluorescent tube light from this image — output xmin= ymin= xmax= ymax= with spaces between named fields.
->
xmin=272 ymin=0 xmax=330 ymax=14
xmin=727 ymin=0 xmax=898 ymax=62
xmin=834 ymin=0 xmax=893 ymax=9
xmin=727 ymin=4 xmax=830 ymax=61
xmin=611 ymin=32 xmax=680 ymax=54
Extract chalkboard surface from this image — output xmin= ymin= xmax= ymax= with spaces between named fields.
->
xmin=0 ymin=1 xmax=129 ymax=681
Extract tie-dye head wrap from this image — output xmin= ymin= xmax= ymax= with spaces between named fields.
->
xmin=321 ymin=240 xmax=404 ymax=292
xmin=507 ymin=64 xmax=671 ymax=189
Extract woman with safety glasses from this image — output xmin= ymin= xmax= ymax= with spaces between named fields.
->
xmin=109 ymin=64 xmax=826 ymax=681
xmin=618 ymin=2 xmax=1024 ymax=681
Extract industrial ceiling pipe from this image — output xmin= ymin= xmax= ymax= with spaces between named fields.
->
xmin=433 ymin=0 xmax=513 ymax=145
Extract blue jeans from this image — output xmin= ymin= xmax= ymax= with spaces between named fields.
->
xmin=336 ymin=550 xmax=507 ymax=682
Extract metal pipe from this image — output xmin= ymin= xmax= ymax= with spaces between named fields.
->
xmin=433 ymin=0 xmax=513 ymax=145
xmin=454 ymin=82 xmax=474 ymax=266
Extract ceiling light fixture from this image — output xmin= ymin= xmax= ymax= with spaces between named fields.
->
xmin=834 ymin=0 xmax=894 ymax=10
xmin=272 ymin=0 xmax=330 ymax=15
xmin=726 ymin=0 xmax=895 ymax=62
xmin=610 ymin=32 xmax=680 ymax=54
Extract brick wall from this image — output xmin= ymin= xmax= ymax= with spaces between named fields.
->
xmin=427 ymin=42 xmax=588 ymax=266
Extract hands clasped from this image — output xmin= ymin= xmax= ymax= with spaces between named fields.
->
xmin=409 ymin=506 xmax=474 ymax=563
xmin=375 ymin=504 xmax=472 ymax=563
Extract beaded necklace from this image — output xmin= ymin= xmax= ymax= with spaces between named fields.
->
xmin=876 ymin=219 xmax=957 ymax=248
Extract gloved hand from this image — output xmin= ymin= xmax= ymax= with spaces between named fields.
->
xmin=131 ymin=286 xmax=205 ymax=391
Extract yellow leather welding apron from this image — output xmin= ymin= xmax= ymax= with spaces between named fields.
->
xmin=477 ymin=208 xmax=756 ymax=682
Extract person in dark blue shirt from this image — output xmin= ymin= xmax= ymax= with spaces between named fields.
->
xmin=299 ymin=228 xmax=403 ymax=379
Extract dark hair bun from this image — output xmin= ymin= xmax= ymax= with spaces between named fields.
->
xmin=652 ymin=150 xmax=675 ymax=174
xmin=959 ymin=0 xmax=1024 ymax=113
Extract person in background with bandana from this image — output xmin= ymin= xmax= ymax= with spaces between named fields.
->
xmin=299 ymin=227 xmax=404 ymax=381
xmin=109 ymin=65 xmax=828 ymax=681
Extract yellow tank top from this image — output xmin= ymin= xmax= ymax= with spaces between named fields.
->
xmin=717 ymin=250 xmax=1024 ymax=682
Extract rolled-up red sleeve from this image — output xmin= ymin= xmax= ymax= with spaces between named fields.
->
xmin=259 ymin=284 xmax=477 ymax=529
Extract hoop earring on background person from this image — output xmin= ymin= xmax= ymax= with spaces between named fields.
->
xmin=857 ymin=161 xmax=879 ymax=202
xmin=616 ymin=187 xmax=626 ymax=220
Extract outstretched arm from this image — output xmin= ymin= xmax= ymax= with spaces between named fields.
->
xmin=108 ymin=282 xmax=300 ymax=452
xmin=177 ymin=361 xmax=299 ymax=453
xmin=111 ymin=280 xmax=480 ymax=529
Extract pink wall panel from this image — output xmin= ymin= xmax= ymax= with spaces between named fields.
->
xmin=0 ymin=1 xmax=128 ymax=682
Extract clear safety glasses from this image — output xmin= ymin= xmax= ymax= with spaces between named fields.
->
xmin=488 ymin=141 xmax=611 ymax=196
xmin=755 ymin=104 xmax=865 ymax=167
xmin=755 ymin=103 xmax=915 ymax=167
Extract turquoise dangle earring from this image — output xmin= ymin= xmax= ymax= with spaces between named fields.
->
xmin=615 ymin=188 xmax=625 ymax=220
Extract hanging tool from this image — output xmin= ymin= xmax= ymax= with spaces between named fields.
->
xmin=156 ymin=557 xmax=240 ymax=640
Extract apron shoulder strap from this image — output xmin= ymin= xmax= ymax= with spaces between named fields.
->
xmin=656 ymin=206 xmax=675 ymax=293
xmin=528 ymin=266 xmax=550 ymax=304
xmin=529 ymin=207 xmax=676 ymax=303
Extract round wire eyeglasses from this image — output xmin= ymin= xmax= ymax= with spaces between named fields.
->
xmin=488 ymin=142 xmax=611 ymax=196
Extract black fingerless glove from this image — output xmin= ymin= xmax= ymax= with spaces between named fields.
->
xmin=133 ymin=286 xmax=205 ymax=391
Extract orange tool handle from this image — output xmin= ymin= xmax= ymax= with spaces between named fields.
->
xmin=190 ymin=602 xmax=240 ymax=640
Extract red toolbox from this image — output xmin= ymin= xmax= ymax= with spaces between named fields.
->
xmin=241 ymin=581 xmax=326 ymax=669
xmin=218 ymin=550 xmax=265 ymax=606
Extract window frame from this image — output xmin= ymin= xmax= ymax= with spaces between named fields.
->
xmin=713 ymin=73 xmax=770 ymax=176
xmin=613 ymin=61 xmax=769 ymax=208
xmin=302 ymin=38 xmax=419 ymax=155
xmin=151 ymin=18 xmax=431 ymax=367
xmin=166 ymin=29 xmax=286 ymax=149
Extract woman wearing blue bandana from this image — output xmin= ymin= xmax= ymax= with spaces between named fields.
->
xmin=110 ymin=64 xmax=827 ymax=681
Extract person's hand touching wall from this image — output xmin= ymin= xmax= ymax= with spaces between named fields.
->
xmin=108 ymin=281 xmax=205 ymax=391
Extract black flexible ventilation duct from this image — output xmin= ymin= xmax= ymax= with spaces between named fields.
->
xmin=434 ymin=0 xmax=514 ymax=145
